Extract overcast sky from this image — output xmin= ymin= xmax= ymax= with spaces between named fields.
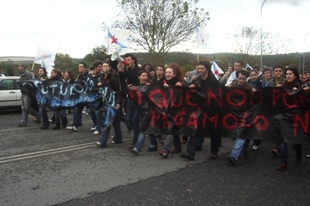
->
xmin=1 ymin=0 xmax=309 ymax=58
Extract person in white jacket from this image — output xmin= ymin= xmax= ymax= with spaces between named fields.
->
xmin=225 ymin=60 xmax=245 ymax=86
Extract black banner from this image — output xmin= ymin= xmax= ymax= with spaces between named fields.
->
xmin=20 ymin=79 xmax=116 ymax=110
xmin=129 ymin=86 xmax=310 ymax=144
xmin=20 ymin=78 xmax=117 ymax=130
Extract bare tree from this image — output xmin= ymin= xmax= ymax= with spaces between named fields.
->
xmin=112 ymin=0 xmax=209 ymax=65
xmin=232 ymin=26 xmax=291 ymax=66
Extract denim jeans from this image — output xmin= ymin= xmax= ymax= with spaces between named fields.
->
xmin=60 ymin=109 xmax=67 ymax=125
xmin=164 ymin=135 xmax=181 ymax=152
xmin=135 ymin=133 xmax=147 ymax=152
xmin=197 ymin=136 xmax=205 ymax=150
xmin=54 ymin=110 xmax=67 ymax=127
xmin=40 ymin=108 xmax=49 ymax=126
xmin=121 ymin=97 xmax=132 ymax=131
xmin=95 ymin=110 xmax=104 ymax=132
xmin=280 ymin=143 xmax=302 ymax=164
xmin=98 ymin=108 xmax=122 ymax=145
xmin=126 ymin=99 xmax=139 ymax=143
xmin=280 ymin=142 xmax=288 ymax=164
xmin=187 ymin=136 xmax=199 ymax=156
xmin=73 ymin=103 xmax=87 ymax=128
xmin=98 ymin=121 xmax=122 ymax=146
xmin=88 ymin=109 xmax=97 ymax=127
xmin=230 ymin=138 xmax=250 ymax=159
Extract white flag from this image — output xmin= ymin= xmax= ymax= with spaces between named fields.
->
xmin=196 ymin=26 xmax=209 ymax=49
xmin=34 ymin=46 xmax=55 ymax=75
xmin=211 ymin=62 xmax=224 ymax=80
xmin=108 ymin=28 xmax=131 ymax=55
xmin=246 ymin=63 xmax=253 ymax=70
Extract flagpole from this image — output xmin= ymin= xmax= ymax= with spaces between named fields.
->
xmin=196 ymin=26 xmax=199 ymax=62
xmin=31 ymin=59 xmax=35 ymax=71
xmin=107 ymin=27 xmax=110 ymax=53
xmin=31 ymin=46 xmax=38 ymax=71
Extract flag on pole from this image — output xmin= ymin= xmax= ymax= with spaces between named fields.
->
xmin=211 ymin=61 xmax=224 ymax=80
xmin=196 ymin=26 xmax=209 ymax=49
xmin=246 ymin=63 xmax=253 ymax=70
xmin=108 ymin=28 xmax=131 ymax=55
xmin=34 ymin=46 xmax=55 ymax=75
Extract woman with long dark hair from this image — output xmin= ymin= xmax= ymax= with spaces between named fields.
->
xmin=37 ymin=67 xmax=49 ymax=129
xmin=95 ymin=60 xmax=122 ymax=147
xmin=64 ymin=70 xmax=75 ymax=83
xmin=271 ymin=67 xmax=303 ymax=171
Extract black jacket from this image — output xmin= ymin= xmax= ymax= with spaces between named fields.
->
xmin=151 ymin=76 xmax=165 ymax=86
xmin=119 ymin=64 xmax=141 ymax=96
xmin=195 ymin=73 xmax=220 ymax=92
xmin=99 ymin=70 xmax=122 ymax=105
xmin=76 ymin=71 xmax=89 ymax=81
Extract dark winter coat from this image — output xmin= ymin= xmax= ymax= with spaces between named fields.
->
xmin=99 ymin=70 xmax=122 ymax=105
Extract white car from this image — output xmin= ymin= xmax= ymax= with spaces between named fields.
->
xmin=0 ymin=76 xmax=21 ymax=109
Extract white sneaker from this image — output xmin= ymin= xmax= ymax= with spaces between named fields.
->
xmin=96 ymin=141 xmax=102 ymax=146
xmin=252 ymin=145 xmax=259 ymax=150
xmin=111 ymin=140 xmax=115 ymax=144
xmin=91 ymin=126 xmax=96 ymax=131
xmin=93 ymin=130 xmax=100 ymax=135
xmin=67 ymin=126 xmax=78 ymax=131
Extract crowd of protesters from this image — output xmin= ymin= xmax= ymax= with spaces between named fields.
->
xmin=16 ymin=54 xmax=310 ymax=171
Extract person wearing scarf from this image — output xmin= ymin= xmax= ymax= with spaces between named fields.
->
xmin=180 ymin=60 xmax=222 ymax=161
xmin=158 ymin=63 xmax=184 ymax=158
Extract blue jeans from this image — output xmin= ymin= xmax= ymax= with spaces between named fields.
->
xmin=73 ymin=103 xmax=86 ymax=128
xmin=54 ymin=109 xmax=67 ymax=127
xmin=98 ymin=108 xmax=121 ymax=145
xmin=280 ymin=142 xmax=288 ymax=164
xmin=279 ymin=142 xmax=302 ymax=164
xmin=197 ymin=136 xmax=205 ymax=150
xmin=95 ymin=110 xmax=105 ymax=132
xmin=230 ymin=138 xmax=249 ymax=159
xmin=40 ymin=108 xmax=49 ymax=126
xmin=135 ymin=133 xmax=147 ymax=152
xmin=88 ymin=109 xmax=97 ymax=127
xmin=60 ymin=109 xmax=67 ymax=125
xmin=126 ymin=99 xmax=139 ymax=143
xmin=121 ymin=97 xmax=132 ymax=131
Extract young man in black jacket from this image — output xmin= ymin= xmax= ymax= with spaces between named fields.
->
xmin=67 ymin=62 xmax=88 ymax=131
xmin=180 ymin=60 xmax=222 ymax=160
xmin=118 ymin=53 xmax=142 ymax=148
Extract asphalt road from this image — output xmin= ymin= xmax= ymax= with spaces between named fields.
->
xmin=0 ymin=110 xmax=310 ymax=206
